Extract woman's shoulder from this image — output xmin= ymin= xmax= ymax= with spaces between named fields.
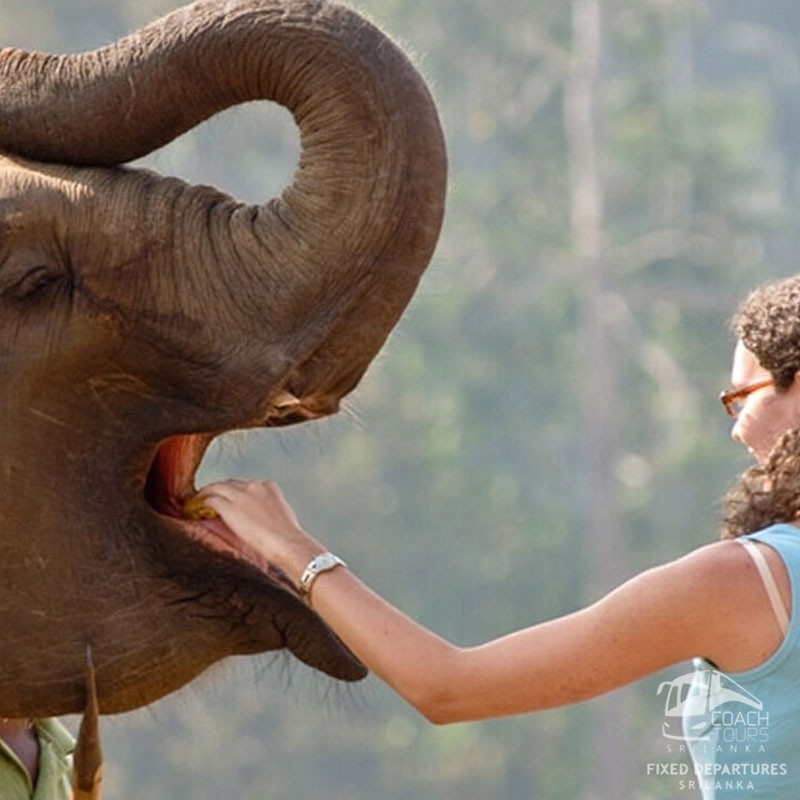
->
xmin=668 ymin=538 xmax=790 ymax=672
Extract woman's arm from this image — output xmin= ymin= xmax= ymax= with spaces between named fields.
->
xmin=198 ymin=480 xmax=784 ymax=724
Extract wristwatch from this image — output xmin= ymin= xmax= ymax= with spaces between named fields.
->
xmin=298 ymin=552 xmax=347 ymax=604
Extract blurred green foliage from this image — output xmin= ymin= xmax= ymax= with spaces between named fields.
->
xmin=5 ymin=0 xmax=800 ymax=797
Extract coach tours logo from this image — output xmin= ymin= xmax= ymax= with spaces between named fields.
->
xmin=644 ymin=667 xmax=787 ymax=793
xmin=657 ymin=668 xmax=767 ymax=744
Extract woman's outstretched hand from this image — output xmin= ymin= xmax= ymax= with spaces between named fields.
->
xmin=196 ymin=480 xmax=323 ymax=579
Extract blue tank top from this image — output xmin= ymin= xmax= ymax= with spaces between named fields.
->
xmin=684 ymin=524 xmax=800 ymax=798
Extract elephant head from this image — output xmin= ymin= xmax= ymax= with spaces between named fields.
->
xmin=0 ymin=0 xmax=446 ymax=716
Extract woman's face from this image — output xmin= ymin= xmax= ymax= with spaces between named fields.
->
xmin=729 ymin=340 xmax=800 ymax=464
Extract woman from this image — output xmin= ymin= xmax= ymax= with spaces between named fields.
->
xmin=198 ymin=276 xmax=800 ymax=798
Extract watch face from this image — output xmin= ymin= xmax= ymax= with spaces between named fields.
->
xmin=299 ymin=553 xmax=345 ymax=603
xmin=315 ymin=555 xmax=336 ymax=570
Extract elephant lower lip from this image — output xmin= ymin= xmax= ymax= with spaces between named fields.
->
xmin=176 ymin=515 xmax=298 ymax=594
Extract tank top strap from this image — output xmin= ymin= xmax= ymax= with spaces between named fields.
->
xmin=738 ymin=538 xmax=790 ymax=636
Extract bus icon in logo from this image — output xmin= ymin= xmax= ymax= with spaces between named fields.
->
xmin=657 ymin=669 xmax=762 ymax=741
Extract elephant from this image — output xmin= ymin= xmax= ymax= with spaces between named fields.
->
xmin=0 ymin=0 xmax=446 ymax=792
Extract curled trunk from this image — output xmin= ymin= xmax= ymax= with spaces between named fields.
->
xmin=0 ymin=0 xmax=447 ymax=411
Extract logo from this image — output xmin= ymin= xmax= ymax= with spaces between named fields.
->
xmin=657 ymin=668 xmax=764 ymax=742
xmin=645 ymin=667 xmax=786 ymax=793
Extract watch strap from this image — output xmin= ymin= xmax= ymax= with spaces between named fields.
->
xmin=298 ymin=552 xmax=347 ymax=604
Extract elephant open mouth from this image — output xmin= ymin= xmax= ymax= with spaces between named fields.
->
xmin=143 ymin=432 xmax=298 ymax=594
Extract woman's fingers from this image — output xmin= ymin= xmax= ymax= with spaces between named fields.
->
xmin=194 ymin=479 xmax=300 ymax=537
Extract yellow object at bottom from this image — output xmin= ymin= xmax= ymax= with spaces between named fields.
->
xmin=182 ymin=496 xmax=219 ymax=520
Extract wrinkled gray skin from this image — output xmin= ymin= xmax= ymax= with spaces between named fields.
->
xmin=0 ymin=0 xmax=446 ymax=717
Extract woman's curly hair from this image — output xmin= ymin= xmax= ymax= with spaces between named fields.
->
xmin=722 ymin=428 xmax=800 ymax=538
xmin=733 ymin=276 xmax=800 ymax=389
xmin=722 ymin=276 xmax=800 ymax=537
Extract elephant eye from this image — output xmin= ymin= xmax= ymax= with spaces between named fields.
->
xmin=13 ymin=265 xmax=64 ymax=300
xmin=0 ymin=251 xmax=73 ymax=305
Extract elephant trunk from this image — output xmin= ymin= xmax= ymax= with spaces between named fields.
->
xmin=0 ymin=0 xmax=447 ymax=411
